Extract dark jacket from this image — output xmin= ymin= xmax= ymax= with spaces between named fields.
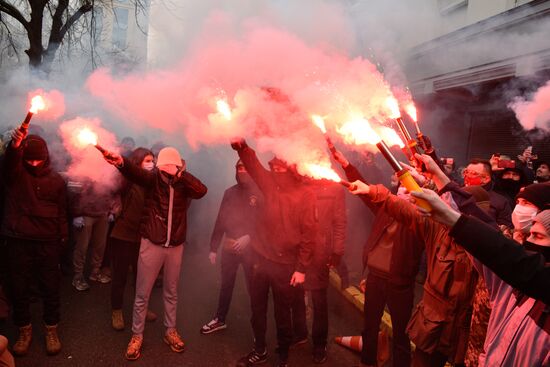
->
xmin=344 ymin=164 xmax=424 ymax=285
xmin=304 ymin=180 xmax=346 ymax=290
xmin=110 ymin=182 xmax=147 ymax=243
xmin=450 ymin=215 xmax=550 ymax=305
xmin=236 ymin=146 xmax=316 ymax=272
xmin=363 ymin=184 xmax=477 ymax=363
xmin=482 ymin=182 xmax=513 ymax=228
xmin=118 ymin=157 xmax=207 ymax=247
xmin=1 ymin=141 xmax=68 ymax=242
xmin=209 ymin=181 xmax=262 ymax=253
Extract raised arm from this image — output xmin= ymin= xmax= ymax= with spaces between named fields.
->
xmin=118 ymin=156 xmax=156 ymax=188
xmin=176 ymin=171 xmax=207 ymax=199
xmin=231 ymin=139 xmax=273 ymax=193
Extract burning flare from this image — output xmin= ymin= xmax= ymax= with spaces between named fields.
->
xmin=379 ymin=127 xmax=405 ymax=148
xmin=304 ymin=163 xmax=341 ymax=182
xmin=311 ymin=115 xmax=327 ymax=134
xmin=385 ymin=96 xmax=401 ymax=119
xmin=216 ymin=99 xmax=232 ymax=120
xmin=29 ymin=95 xmax=46 ymax=114
xmin=405 ymin=103 xmax=417 ymax=122
xmin=337 ymin=116 xmax=380 ymax=146
xmin=76 ymin=127 xmax=99 ymax=147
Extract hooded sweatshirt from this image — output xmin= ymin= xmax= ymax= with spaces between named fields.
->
xmin=1 ymin=136 xmax=68 ymax=241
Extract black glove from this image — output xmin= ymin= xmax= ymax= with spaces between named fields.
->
xmin=230 ymin=138 xmax=247 ymax=151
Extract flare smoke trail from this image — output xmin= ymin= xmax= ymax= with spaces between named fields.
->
xmin=509 ymin=80 xmax=550 ymax=131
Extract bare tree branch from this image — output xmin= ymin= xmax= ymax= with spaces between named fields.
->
xmin=59 ymin=1 xmax=92 ymax=40
xmin=0 ymin=0 xmax=29 ymax=29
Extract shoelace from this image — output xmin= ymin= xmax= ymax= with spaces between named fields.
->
xmin=46 ymin=331 xmax=57 ymax=344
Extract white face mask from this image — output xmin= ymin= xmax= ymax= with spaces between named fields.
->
xmin=512 ymin=204 xmax=538 ymax=233
xmin=142 ymin=161 xmax=155 ymax=171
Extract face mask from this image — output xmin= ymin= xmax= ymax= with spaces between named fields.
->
xmin=523 ymin=241 xmax=550 ymax=262
xmin=236 ymin=172 xmax=253 ymax=186
xmin=23 ymin=161 xmax=45 ymax=175
xmin=498 ymin=178 xmax=522 ymax=197
xmin=464 ymin=175 xmax=483 ymax=187
xmin=512 ymin=204 xmax=538 ymax=233
xmin=142 ymin=162 xmax=155 ymax=171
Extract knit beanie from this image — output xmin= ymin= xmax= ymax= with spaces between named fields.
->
xmin=22 ymin=135 xmax=49 ymax=161
xmin=156 ymin=147 xmax=182 ymax=167
xmin=516 ymin=183 xmax=550 ymax=211
xmin=533 ymin=210 xmax=550 ymax=235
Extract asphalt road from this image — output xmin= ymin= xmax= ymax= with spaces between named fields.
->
xmin=1 ymin=243 xmax=365 ymax=367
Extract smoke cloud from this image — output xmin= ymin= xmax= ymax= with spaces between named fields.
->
xmin=509 ymin=80 xmax=550 ymax=131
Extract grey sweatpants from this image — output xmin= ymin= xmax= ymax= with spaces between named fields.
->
xmin=132 ymin=238 xmax=183 ymax=336
xmin=72 ymin=215 xmax=109 ymax=277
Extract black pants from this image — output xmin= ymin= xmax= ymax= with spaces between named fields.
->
xmin=292 ymin=287 xmax=329 ymax=348
xmin=110 ymin=238 xmax=139 ymax=310
xmin=250 ymin=254 xmax=295 ymax=358
xmin=361 ymin=273 xmax=414 ymax=367
xmin=6 ymin=238 xmax=61 ymax=327
xmin=215 ymin=249 xmax=253 ymax=322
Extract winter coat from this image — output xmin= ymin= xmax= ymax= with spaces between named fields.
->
xmin=344 ymin=164 xmax=424 ymax=285
xmin=304 ymin=180 xmax=346 ymax=290
xmin=67 ymin=178 xmax=116 ymax=218
xmin=236 ymin=146 xmax=315 ymax=272
xmin=118 ymin=157 xmax=207 ymax=247
xmin=362 ymin=184 xmax=477 ymax=363
xmin=110 ymin=182 xmax=147 ymax=243
xmin=209 ymin=181 xmax=262 ymax=253
xmin=1 ymin=142 xmax=68 ymax=242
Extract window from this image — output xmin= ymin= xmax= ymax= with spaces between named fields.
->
xmin=112 ymin=7 xmax=129 ymax=49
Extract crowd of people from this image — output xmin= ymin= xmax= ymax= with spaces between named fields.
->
xmin=0 ymin=123 xmax=549 ymax=367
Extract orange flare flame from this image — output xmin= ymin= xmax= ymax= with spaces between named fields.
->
xmin=303 ymin=163 xmax=341 ymax=182
xmin=216 ymin=99 xmax=232 ymax=120
xmin=385 ymin=96 xmax=401 ymax=119
xmin=379 ymin=127 xmax=405 ymax=148
xmin=405 ymin=103 xmax=417 ymax=122
xmin=311 ymin=115 xmax=327 ymax=134
xmin=337 ymin=117 xmax=381 ymax=146
xmin=29 ymin=95 xmax=46 ymax=114
xmin=76 ymin=127 xmax=98 ymax=147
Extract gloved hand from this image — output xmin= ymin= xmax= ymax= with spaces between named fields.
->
xmin=208 ymin=251 xmax=217 ymax=265
xmin=232 ymin=234 xmax=251 ymax=252
xmin=230 ymin=138 xmax=247 ymax=151
xmin=72 ymin=216 xmax=85 ymax=229
xmin=10 ymin=128 xmax=27 ymax=148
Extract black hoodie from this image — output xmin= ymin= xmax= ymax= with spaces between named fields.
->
xmin=1 ymin=136 xmax=68 ymax=242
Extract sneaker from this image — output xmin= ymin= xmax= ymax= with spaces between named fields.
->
xmin=236 ymin=349 xmax=268 ymax=366
xmin=72 ymin=276 xmax=90 ymax=291
xmin=146 ymin=309 xmax=157 ymax=322
xmin=112 ymin=309 xmax=124 ymax=331
xmin=200 ymin=318 xmax=227 ymax=334
xmin=12 ymin=324 xmax=32 ymax=356
xmin=126 ymin=334 xmax=142 ymax=361
xmin=291 ymin=336 xmax=308 ymax=348
xmin=312 ymin=346 xmax=327 ymax=364
xmin=89 ymin=271 xmax=111 ymax=284
xmin=163 ymin=329 xmax=185 ymax=353
xmin=44 ymin=324 xmax=61 ymax=355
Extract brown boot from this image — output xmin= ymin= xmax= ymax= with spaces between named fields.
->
xmin=112 ymin=309 xmax=125 ymax=331
xmin=44 ymin=324 xmax=61 ymax=355
xmin=12 ymin=324 xmax=32 ymax=356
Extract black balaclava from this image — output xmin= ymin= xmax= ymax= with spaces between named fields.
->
xmin=235 ymin=159 xmax=253 ymax=186
xmin=22 ymin=135 xmax=50 ymax=176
